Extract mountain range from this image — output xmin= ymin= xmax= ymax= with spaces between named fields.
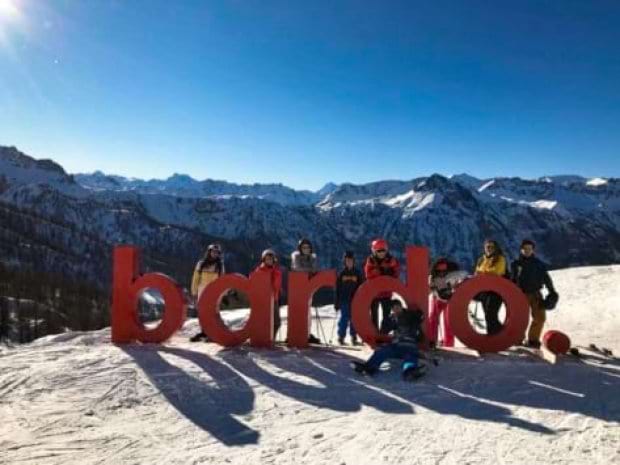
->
xmin=1 ymin=145 xmax=619 ymax=293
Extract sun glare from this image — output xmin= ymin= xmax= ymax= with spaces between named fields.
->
xmin=0 ymin=0 xmax=20 ymax=19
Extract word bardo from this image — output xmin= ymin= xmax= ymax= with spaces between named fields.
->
xmin=111 ymin=245 xmax=532 ymax=353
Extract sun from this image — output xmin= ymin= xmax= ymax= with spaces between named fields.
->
xmin=0 ymin=0 xmax=20 ymax=20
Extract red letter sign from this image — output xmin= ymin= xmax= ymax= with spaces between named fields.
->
xmin=111 ymin=246 xmax=187 ymax=343
xmin=447 ymin=275 xmax=529 ymax=353
xmin=287 ymin=271 xmax=337 ymax=348
xmin=198 ymin=272 xmax=274 ymax=347
xmin=351 ymin=247 xmax=429 ymax=347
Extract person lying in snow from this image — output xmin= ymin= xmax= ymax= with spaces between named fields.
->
xmin=350 ymin=299 xmax=426 ymax=381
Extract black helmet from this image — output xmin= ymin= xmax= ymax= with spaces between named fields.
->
xmin=543 ymin=291 xmax=559 ymax=310
xmin=298 ymin=238 xmax=313 ymax=253
xmin=343 ymin=250 xmax=355 ymax=261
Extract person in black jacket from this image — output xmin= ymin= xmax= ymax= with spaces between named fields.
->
xmin=335 ymin=251 xmax=364 ymax=345
xmin=511 ymin=239 xmax=558 ymax=348
xmin=351 ymin=300 xmax=426 ymax=380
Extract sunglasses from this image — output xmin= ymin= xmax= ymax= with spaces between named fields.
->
xmin=376 ymin=249 xmax=387 ymax=253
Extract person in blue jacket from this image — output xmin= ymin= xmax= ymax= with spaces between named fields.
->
xmin=334 ymin=251 xmax=364 ymax=345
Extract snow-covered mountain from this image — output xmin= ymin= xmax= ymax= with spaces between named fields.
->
xmin=74 ymin=170 xmax=333 ymax=207
xmin=1 ymin=145 xmax=619 ymax=291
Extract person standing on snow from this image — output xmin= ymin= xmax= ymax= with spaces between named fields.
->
xmin=291 ymin=238 xmax=322 ymax=344
xmin=428 ymin=257 xmax=461 ymax=348
xmin=334 ymin=251 xmax=364 ymax=345
xmin=364 ymin=239 xmax=400 ymax=334
xmin=474 ymin=239 xmax=508 ymax=335
xmin=511 ymin=239 xmax=558 ymax=348
xmin=190 ymin=244 xmax=225 ymax=342
xmin=251 ymin=249 xmax=283 ymax=337
xmin=351 ymin=300 xmax=426 ymax=381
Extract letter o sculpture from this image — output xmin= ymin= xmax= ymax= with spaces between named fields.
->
xmin=448 ymin=275 xmax=529 ymax=353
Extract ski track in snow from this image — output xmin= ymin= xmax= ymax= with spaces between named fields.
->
xmin=1 ymin=266 xmax=619 ymax=465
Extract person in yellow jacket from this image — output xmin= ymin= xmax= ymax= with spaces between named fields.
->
xmin=189 ymin=244 xmax=225 ymax=342
xmin=474 ymin=239 xmax=507 ymax=335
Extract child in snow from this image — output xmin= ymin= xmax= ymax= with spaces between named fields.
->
xmin=251 ymin=249 xmax=283 ymax=336
xmin=190 ymin=244 xmax=225 ymax=342
xmin=335 ymin=251 xmax=364 ymax=345
xmin=511 ymin=239 xmax=558 ymax=348
xmin=351 ymin=300 xmax=426 ymax=380
xmin=291 ymin=238 xmax=321 ymax=344
xmin=364 ymin=238 xmax=400 ymax=334
xmin=474 ymin=239 xmax=507 ymax=335
xmin=428 ymin=258 xmax=461 ymax=348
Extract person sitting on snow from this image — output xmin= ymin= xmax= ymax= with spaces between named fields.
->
xmin=351 ymin=299 xmax=426 ymax=381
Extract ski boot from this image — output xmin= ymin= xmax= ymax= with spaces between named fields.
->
xmin=402 ymin=363 xmax=427 ymax=381
xmin=189 ymin=332 xmax=208 ymax=343
xmin=350 ymin=361 xmax=376 ymax=376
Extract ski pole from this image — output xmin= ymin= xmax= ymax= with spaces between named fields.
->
xmin=328 ymin=309 xmax=337 ymax=345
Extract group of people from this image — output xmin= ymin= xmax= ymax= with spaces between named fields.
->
xmin=188 ymin=237 xmax=558 ymax=380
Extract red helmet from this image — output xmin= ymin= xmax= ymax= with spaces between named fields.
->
xmin=371 ymin=238 xmax=388 ymax=252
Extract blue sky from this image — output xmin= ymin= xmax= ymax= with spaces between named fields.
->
xmin=1 ymin=0 xmax=619 ymax=190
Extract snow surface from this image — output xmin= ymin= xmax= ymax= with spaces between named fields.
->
xmin=1 ymin=266 xmax=619 ymax=464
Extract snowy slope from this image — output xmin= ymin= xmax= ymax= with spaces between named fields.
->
xmin=1 ymin=266 xmax=619 ymax=465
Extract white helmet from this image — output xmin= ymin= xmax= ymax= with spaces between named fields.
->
xmin=261 ymin=249 xmax=277 ymax=261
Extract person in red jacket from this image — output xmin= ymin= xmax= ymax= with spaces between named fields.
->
xmin=364 ymin=238 xmax=401 ymax=334
xmin=250 ymin=249 xmax=282 ymax=336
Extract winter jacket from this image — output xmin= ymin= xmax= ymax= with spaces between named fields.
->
xmin=475 ymin=254 xmax=507 ymax=277
xmin=383 ymin=309 xmax=424 ymax=346
xmin=335 ymin=267 xmax=365 ymax=308
xmin=251 ymin=263 xmax=282 ymax=301
xmin=364 ymin=254 xmax=401 ymax=299
xmin=291 ymin=251 xmax=318 ymax=273
xmin=511 ymin=255 xmax=555 ymax=294
xmin=191 ymin=258 xmax=224 ymax=298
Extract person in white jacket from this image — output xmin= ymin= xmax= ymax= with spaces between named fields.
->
xmin=291 ymin=238 xmax=321 ymax=344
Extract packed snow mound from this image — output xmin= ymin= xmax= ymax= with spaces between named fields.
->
xmin=1 ymin=266 xmax=619 ymax=465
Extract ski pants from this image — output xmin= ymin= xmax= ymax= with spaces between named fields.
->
xmin=371 ymin=298 xmax=392 ymax=334
xmin=481 ymin=292 xmax=503 ymax=335
xmin=526 ymin=291 xmax=546 ymax=343
xmin=427 ymin=297 xmax=454 ymax=347
xmin=337 ymin=301 xmax=356 ymax=339
xmin=273 ymin=301 xmax=281 ymax=336
xmin=366 ymin=342 xmax=419 ymax=372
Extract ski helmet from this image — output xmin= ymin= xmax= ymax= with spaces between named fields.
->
xmin=298 ymin=238 xmax=313 ymax=253
xmin=261 ymin=249 xmax=277 ymax=261
xmin=371 ymin=238 xmax=388 ymax=253
xmin=207 ymin=244 xmax=221 ymax=254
